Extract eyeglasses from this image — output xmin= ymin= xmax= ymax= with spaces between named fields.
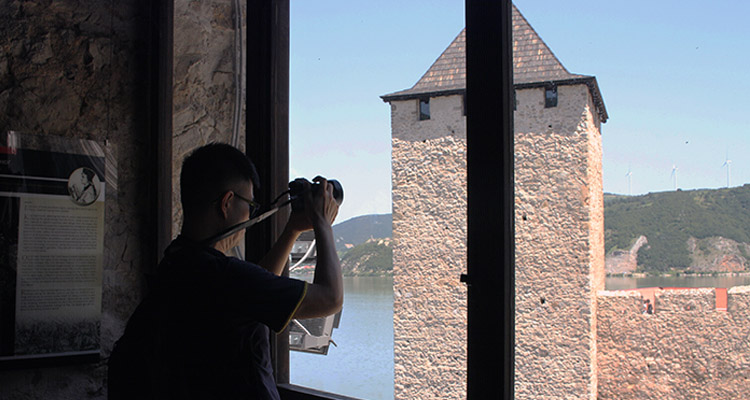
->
xmin=232 ymin=192 xmax=261 ymax=218
xmin=213 ymin=191 xmax=261 ymax=218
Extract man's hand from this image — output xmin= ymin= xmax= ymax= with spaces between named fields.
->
xmin=284 ymin=177 xmax=338 ymax=235
xmin=262 ymin=177 xmax=340 ymax=277
xmin=305 ymin=176 xmax=339 ymax=228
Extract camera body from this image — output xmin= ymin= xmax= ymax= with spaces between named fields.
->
xmin=288 ymin=178 xmax=344 ymax=212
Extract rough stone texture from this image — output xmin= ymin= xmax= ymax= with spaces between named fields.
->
xmin=390 ymin=84 xmax=604 ymax=399
xmin=392 ymin=135 xmax=468 ymax=400
xmin=606 ymin=235 xmax=648 ymax=274
xmin=514 ymin=84 xmax=603 ymax=400
xmin=0 ymin=0 xmax=151 ymax=398
xmin=390 ymin=94 xmax=469 ymax=399
xmin=0 ymin=1 xmax=244 ymax=398
xmin=172 ymin=0 xmax=245 ymax=235
xmin=597 ymin=287 xmax=750 ymax=399
xmin=390 ymin=95 xmax=466 ymax=142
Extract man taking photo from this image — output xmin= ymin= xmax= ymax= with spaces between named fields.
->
xmin=109 ymin=143 xmax=343 ymax=399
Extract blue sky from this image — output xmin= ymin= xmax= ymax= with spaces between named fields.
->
xmin=289 ymin=1 xmax=750 ymax=223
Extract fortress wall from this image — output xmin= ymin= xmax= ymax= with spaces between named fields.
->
xmin=390 ymin=93 xmax=468 ymax=400
xmin=390 ymin=84 xmax=604 ymax=399
xmin=392 ymin=134 xmax=468 ymax=400
xmin=597 ymin=286 xmax=750 ymax=400
xmin=390 ymin=95 xmax=467 ymax=142
xmin=514 ymin=84 xmax=602 ymax=400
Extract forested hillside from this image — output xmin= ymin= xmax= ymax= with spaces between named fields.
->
xmin=605 ymin=185 xmax=750 ymax=273
xmin=331 ymin=214 xmax=392 ymax=276
xmin=340 ymin=238 xmax=392 ymax=276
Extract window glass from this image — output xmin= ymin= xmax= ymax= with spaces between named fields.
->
xmin=288 ymin=1 xmax=750 ymax=399
xmin=515 ymin=1 xmax=750 ymax=398
xmin=289 ymin=2 xmax=463 ymax=399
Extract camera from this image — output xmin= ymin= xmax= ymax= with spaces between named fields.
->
xmin=288 ymin=178 xmax=344 ymax=212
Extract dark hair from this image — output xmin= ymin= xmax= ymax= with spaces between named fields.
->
xmin=180 ymin=143 xmax=260 ymax=215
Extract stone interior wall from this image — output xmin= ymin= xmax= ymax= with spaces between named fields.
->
xmin=172 ymin=0 xmax=245 ymax=235
xmin=0 ymin=1 xmax=150 ymax=398
xmin=390 ymin=84 xmax=603 ymax=399
xmin=0 ymin=1 xmax=244 ymax=397
xmin=514 ymin=84 xmax=602 ymax=400
xmin=597 ymin=287 xmax=750 ymax=399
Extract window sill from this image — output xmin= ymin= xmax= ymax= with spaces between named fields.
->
xmin=278 ymin=383 xmax=363 ymax=400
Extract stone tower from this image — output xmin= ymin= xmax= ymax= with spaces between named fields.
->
xmin=381 ymin=4 xmax=608 ymax=399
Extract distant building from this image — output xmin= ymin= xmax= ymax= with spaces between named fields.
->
xmin=382 ymin=4 xmax=607 ymax=399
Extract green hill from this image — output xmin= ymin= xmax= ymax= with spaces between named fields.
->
xmin=605 ymin=185 xmax=750 ymax=273
xmin=340 ymin=238 xmax=392 ymax=277
xmin=332 ymin=214 xmax=392 ymax=253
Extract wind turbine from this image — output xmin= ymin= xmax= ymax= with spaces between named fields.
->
xmin=625 ymin=167 xmax=633 ymax=195
xmin=671 ymin=164 xmax=678 ymax=190
xmin=722 ymin=153 xmax=732 ymax=188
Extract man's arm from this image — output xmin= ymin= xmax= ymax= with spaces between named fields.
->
xmin=258 ymin=225 xmax=301 ymax=276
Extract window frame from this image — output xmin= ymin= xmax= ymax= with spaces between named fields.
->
xmin=245 ymin=1 xmax=515 ymax=398
xmin=465 ymin=1 xmax=514 ymax=398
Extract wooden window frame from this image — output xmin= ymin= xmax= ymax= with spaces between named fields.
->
xmin=465 ymin=1 xmax=514 ymax=398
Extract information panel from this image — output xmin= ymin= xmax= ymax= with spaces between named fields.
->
xmin=0 ymin=132 xmax=106 ymax=361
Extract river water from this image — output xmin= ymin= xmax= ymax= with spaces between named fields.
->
xmin=288 ymin=274 xmax=750 ymax=399
xmin=290 ymin=276 xmax=394 ymax=400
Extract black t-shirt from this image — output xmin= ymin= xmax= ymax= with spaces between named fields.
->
xmin=109 ymin=236 xmax=307 ymax=400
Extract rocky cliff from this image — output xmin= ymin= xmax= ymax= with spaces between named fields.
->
xmin=605 ymin=235 xmax=750 ymax=274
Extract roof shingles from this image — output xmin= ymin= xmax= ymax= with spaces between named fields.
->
xmin=382 ymin=4 xmax=607 ymax=122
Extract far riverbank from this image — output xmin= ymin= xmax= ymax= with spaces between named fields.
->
xmin=605 ymin=273 xmax=750 ymax=290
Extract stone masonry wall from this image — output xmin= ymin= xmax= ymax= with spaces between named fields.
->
xmin=586 ymin=84 xmax=606 ymax=396
xmin=390 ymin=95 xmax=466 ymax=142
xmin=392 ymin=135 xmax=467 ymax=399
xmin=0 ymin=1 xmax=244 ymax=398
xmin=390 ymin=84 xmax=603 ymax=399
xmin=597 ymin=287 xmax=750 ymax=399
xmin=514 ymin=84 xmax=602 ymax=400
xmin=0 ymin=1 xmax=151 ymax=398
xmin=391 ymin=93 xmax=467 ymax=400
xmin=172 ymin=0 xmax=245 ymax=235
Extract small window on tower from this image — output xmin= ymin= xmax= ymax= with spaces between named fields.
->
xmin=545 ymin=86 xmax=558 ymax=108
xmin=419 ymin=98 xmax=430 ymax=120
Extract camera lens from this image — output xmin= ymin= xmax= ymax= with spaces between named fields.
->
xmin=288 ymin=178 xmax=344 ymax=211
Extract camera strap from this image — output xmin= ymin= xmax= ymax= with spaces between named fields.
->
xmin=200 ymin=197 xmax=296 ymax=247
